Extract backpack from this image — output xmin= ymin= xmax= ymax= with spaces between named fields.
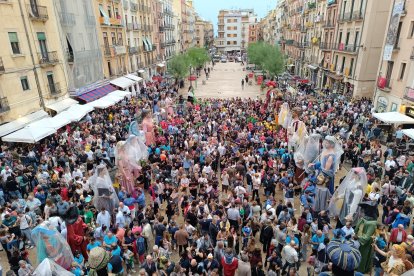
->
xmin=136 ymin=236 xmax=146 ymax=255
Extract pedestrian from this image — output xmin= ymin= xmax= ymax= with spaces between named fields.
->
xmin=241 ymin=79 xmax=245 ymax=90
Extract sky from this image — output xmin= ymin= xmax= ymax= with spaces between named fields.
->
xmin=193 ymin=0 xmax=276 ymax=35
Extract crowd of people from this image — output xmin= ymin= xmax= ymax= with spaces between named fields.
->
xmin=0 ymin=65 xmax=413 ymax=276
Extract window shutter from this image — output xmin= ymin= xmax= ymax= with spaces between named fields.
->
xmin=8 ymin=32 xmax=18 ymax=43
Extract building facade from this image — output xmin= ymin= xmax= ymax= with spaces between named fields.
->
xmin=374 ymin=0 xmax=414 ymax=112
xmin=216 ymin=9 xmax=256 ymax=54
xmin=0 ymin=0 xmax=69 ymax=122
xmin=275 ymin=0 xmax=392 ymax=98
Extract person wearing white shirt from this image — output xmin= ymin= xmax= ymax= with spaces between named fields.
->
xmin=385 ymin=157 xmax=396 ymax=173
xmin=341 ymin=222 xmax=355 ymax=238
xmin=1 ymin=166 xmax=13 ymax=182
xmin=96 ymin=208 xmax=111 ymax=229
xmin=115 ymin=210 xmax=126 ymax=228
xmin=281 ymin=241 xmax=299 ymax=274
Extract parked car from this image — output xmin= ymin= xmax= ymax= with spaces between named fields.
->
xmin=221 ymin=58 xmax=227 ymax=63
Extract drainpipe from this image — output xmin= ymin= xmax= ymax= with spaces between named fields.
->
xmin=17 ymin=0 xmax=46 ymax=109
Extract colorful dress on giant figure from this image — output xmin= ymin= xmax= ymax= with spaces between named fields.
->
xmin=278 ymin=102 xmax=292 ymax=129
xmin=142 ymin=109 xmax=156 ymax=146
xmin=293 ymin=133 xmax=321 ymax=185
xmin=313 ymin=172 xmax=332 ymax=213
xmin=329 ymin=167 xmax=367 ymax=227
xmin=64 ymin=205 xmax=89 ymax=261
xmin=318 ymin=135 xmax=343 ymax=194
xmin=31 ymin=221 xmax=74 ymax=270
xmin=288 ymin=107 xmax=307 ymax=151
xmin=116 ymin=141 xmax=140 ymax=194
xmin=89 ymin=164 xmax=119 ymax=212
xmin=165 ymin=94 xmax=175 ymax=116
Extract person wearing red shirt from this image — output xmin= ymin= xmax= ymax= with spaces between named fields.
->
xmin=390 ymin=224 xmax=408 ymax=244
xmin=221 ymin=248 xmax=238 ymax=276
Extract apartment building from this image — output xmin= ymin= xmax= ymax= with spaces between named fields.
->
xmin=277 ymin=0 xmax=391 ymax=98
xmin=216 ymin=9 xmax=256 ymax=54
xmin=0 ymin=0 xmax=69 ymax=122
xmin=204 ymin=21 xmax=214 ymax=48
xmin=185 ymin=0 xmax=196 ymax=50
xmin=195 ymin=17 xmax=206 ymax=48
xmin=158 ymin=0 xmax=176 ymax=61
xmin=123 ymin=0 xmax=142 ymax=73
xmin=374 ymin=0 xmax=414 ymax=113
xmin=260 ymin=9 xmax=277 ymax=45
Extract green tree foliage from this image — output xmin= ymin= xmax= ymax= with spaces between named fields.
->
xmin=186 ymin=47 xmax=210 ymax=68
xmin=167 ymin=54 xmax=190 ymax=81
xmin=247 ymin=42 xmax=285 ymax=77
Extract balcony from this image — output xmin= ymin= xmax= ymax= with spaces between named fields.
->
xmin=319 ymin=42 xmax=333 ymax=50
xmin=0 ymin=57 xmax=4 ymax=74
xmin=47 ymin=82 xmax=63 ymax=98
xmin=59 ymin=12 xmax=75 ymax=26
xmin=27 ymin=4 xmax=48 ymax=21
xmin=104 ymin=46 xmax=112 ymax=57
xmin=334 ymin=43 xmax=358 ymax=53
xmin=128 ymin=46 xmax=139 ymax=55
xmin=338 ymin=11 xmax=363 ymax=22
xmin=323 ymin=21 xmax=335 ymax=28
xmin=0 ymin=97 xmax=10 ymax=114
xmin=126 ymin=23 xmax=133 ymax=31
xmin=404 ymin=87 xmax=414 ymax=101
xmin=411 ymin=46 xmax=414 ymax=60
xmin=39 ymin=51 xmax=59 ymax=66
xmin=114 ymin=45 xmax=126 ymax=55
xmin=130 ymin=2 xmax=138 ymax=11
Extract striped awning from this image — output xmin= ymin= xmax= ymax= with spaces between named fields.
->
xmin=76 ymin=84 xmax=116 ymax=103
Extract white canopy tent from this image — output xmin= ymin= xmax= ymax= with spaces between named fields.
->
xmin=402 ymin=129 xmax=414 ymax=140
xmin=373 ymin=112 xmax=414 ymax=124
xmin=2 ymin=125 xmax=56 ymax=143
xmin=63 ymin=104 xmax=94 ymax=122
xmin=46 ymin=98 xmax=78 ymax=113
xmin=28 ymin=116 xmax=71 ymax=130
xmin=108 ymin=90 xmax=132 ymax=98
xmin=86 ymin=98 xmax=117 ymax=109
xmin=125 ymin=74 xmax=143 ymax=82
xmin=0 ymin=110 xmax=49 ymax=137
xmin=110 ymin=77 xmax=136 ymax=90
xmin=104 ymin=94 xmax=124 ymax=103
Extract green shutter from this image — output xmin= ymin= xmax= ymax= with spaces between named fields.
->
xmin=8 ymin=32 xmax=18 ymax=43
xmin=37 ymin=32 xmax=46 ymax=40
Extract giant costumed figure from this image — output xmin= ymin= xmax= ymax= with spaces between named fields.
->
xmin=329 ymin=167 xmax=367 ymax=226
xmin=313 ymin=172 xmax=332 ymax=213
xmin=293 ymin=133 xmax=321 ymax=184
xmin=355 ymin=201 xmax=379 ymax=274
xmin=31 ymin=221 xmax=74 ymax=270
xmin=288 ymin=107 xmax=307 ymax=151
xmin=89 ymin=164 xmax=119 ymax=212
xmin=317 ymin=135 xmax=343 ymax=194
xmin=142 ymin=108 xmax=156 ymax=146
xmin=64 ymin=204 xmax=89 ymax=261
xmin=116 ymin=141 xmax=141 ymax=194
xmin=278 ymin=102 xmax=292 ymax=129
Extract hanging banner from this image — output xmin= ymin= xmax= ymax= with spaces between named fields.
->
xmin=383 ymin=0 xmax=405 ymax=61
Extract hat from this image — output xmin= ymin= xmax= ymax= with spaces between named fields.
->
xmin=408 ymin=235 xmax=414 ymax=240
xmin=327 ymin=240 xmax=361 ymax=272
xmin=88 ymin=247 xmax=110 ymax=271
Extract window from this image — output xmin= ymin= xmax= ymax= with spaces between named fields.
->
xmin=117 ymin=33 xmax=123 ymax=45
xmin=395 ymin=22 xmax=402 ymax=47
xmin=107 ymin=6 xmax=112 ymax=18
xmin=227 ymin=19 xmax=231 ymax=23
xmin=341 ymin=56 xmax=345 ymax=73
xmin=334 ymin=55 xmax=338 ymax=70
xmin=409 ymin=21 xmax=414 ymax=38
xmin=111 ymin=32 xmax=116 ymax=45
xmin=8 ymin=32 xmax=20 ymax=54
xmin=115 ymin=8 xmax=119 ymax=18
xmin=386 ymin=61 xmax=394 ymax=87
xmin=349 ymin=58 xmax=354 ymax=76
xmin=227 ymin=41 xmax=231 ymax=45
xmin=20 ymin=76 xmax=30 ymax=91
xmin=399 ymin=62 xmax=406 ymax=80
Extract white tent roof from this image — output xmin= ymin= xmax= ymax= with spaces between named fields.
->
xmin=46 ymin=98 xmax=78 ymax=113
xmin=125 ymin=74 xmax=143 ymax=82
xmin=402 ymin=129 xmax=414 ymax=140
xmin=0 ymin=110 xmax=49 ymax=137
xmin=63 ymin=104 xmax=94 ymax=122
xmin=373 ymin=112 xmax=414 ymax=124
xmin=2 ymin=125 xmax=56 ymax=143
xmin=108 ymin=90 xmax=132 ymax=98
xmin=28 ymin=116 xmax=70 ymax=130
xmin=110 ymin=77 xmax=136 ymax=89
xmin=86 ymin=98 xmax=117 ymax=109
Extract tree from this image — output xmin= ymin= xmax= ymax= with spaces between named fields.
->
xmin=186 ymin=47 xmax=210 ymax=69
xmin=247 ymin=42 xmax=285 ymax=77
xmin=167 ymin=54 xmax=190 ymax=82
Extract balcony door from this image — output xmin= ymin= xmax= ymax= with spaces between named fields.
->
xmin=37 ymin=32 xmax=48 ymax=60
xmin=47 ymin=72 xmax=56 ymax=94
xmin=30 ymin=0 xmax=39 ymax=17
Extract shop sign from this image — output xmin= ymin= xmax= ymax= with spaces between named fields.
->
xmin=377 ymin=96 xmax=388 ymax=112
xmin=406 ymin=107 xmax=414 ymax=117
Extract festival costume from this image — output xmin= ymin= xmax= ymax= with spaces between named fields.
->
xmin=329 ymin=167 xmax=367 ymax=226
xmin=166 ymin=96 xmax=174 ymax=116
xmin=320 ymin=135 xmax=343 ymax=194
xmin=31 ymin=221 xmax=74 ymax=270
xmin=142 ymin=109 xmax=156 ymax=146
xmin=278 ymin=102 xmax=292 ymax=129
xmin=90 ymin=164 xmax=120 ymax=212
xmin=66 ymin=216 xmax=89 ymax=261
xmin=313 ymin=173 xmax=331 ymax=213
xmin=355 ymin=201 xmax=379 ymax=273
xmin=116 ymin=141 xmax=139 ymax=193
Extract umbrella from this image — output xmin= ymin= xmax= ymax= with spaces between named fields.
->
xmin=327 ymin=240 xmax=361 ymax=272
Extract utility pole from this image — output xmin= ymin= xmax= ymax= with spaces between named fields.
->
xmin=17 ymin=0 xmax=46 ymax=109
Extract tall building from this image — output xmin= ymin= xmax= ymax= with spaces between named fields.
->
xmin=204 ymin=21 xmax=214 ymax=48
xmin=195 ymin=16 xmax=206 ymax=48
xmin=374 ymin=0 xmax=414 ymax=112
xmin=158 ymin=0 xmax=176 ymax=61
xmin=276 ymin=0 xmax=391 ymax=98
xmin=185 ymin=0 xmax=196 ymax=50
xmin=216 ymin=9 xmax=256 ymax=54
xmin=0 ymin=0 xmax=69 ymax=122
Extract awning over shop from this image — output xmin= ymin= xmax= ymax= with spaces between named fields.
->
xmin=402 ymin=129 xmax=414 ymax=140
xmin=86 ymin=98 xmax=118 ymax=109
xmin=64 ymin=104 xmax=94 ymax=122
xmin=373 ymin=112 xmax=414 ymax=124
xmin=76 ymin=84 xmax=116 ymax=103
xmin=0 ymin=110 xmax=49 ymax=137
xmin=46 ymin=98 xmax=78 ymax=113
xmin=108 ymin=90 xmax=132 ymax=98
xmin=307 ymin=64 xmax=318 ymax=70
xmin=110 ymin=77 xmax=136 ymax=89
xmin=2 ymin=125 xmax=56 ymax=143
xmin=125 ymin=74 xmax=143 ymax=82
xmin=28 ymin=116 xmax=70 ymax=130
